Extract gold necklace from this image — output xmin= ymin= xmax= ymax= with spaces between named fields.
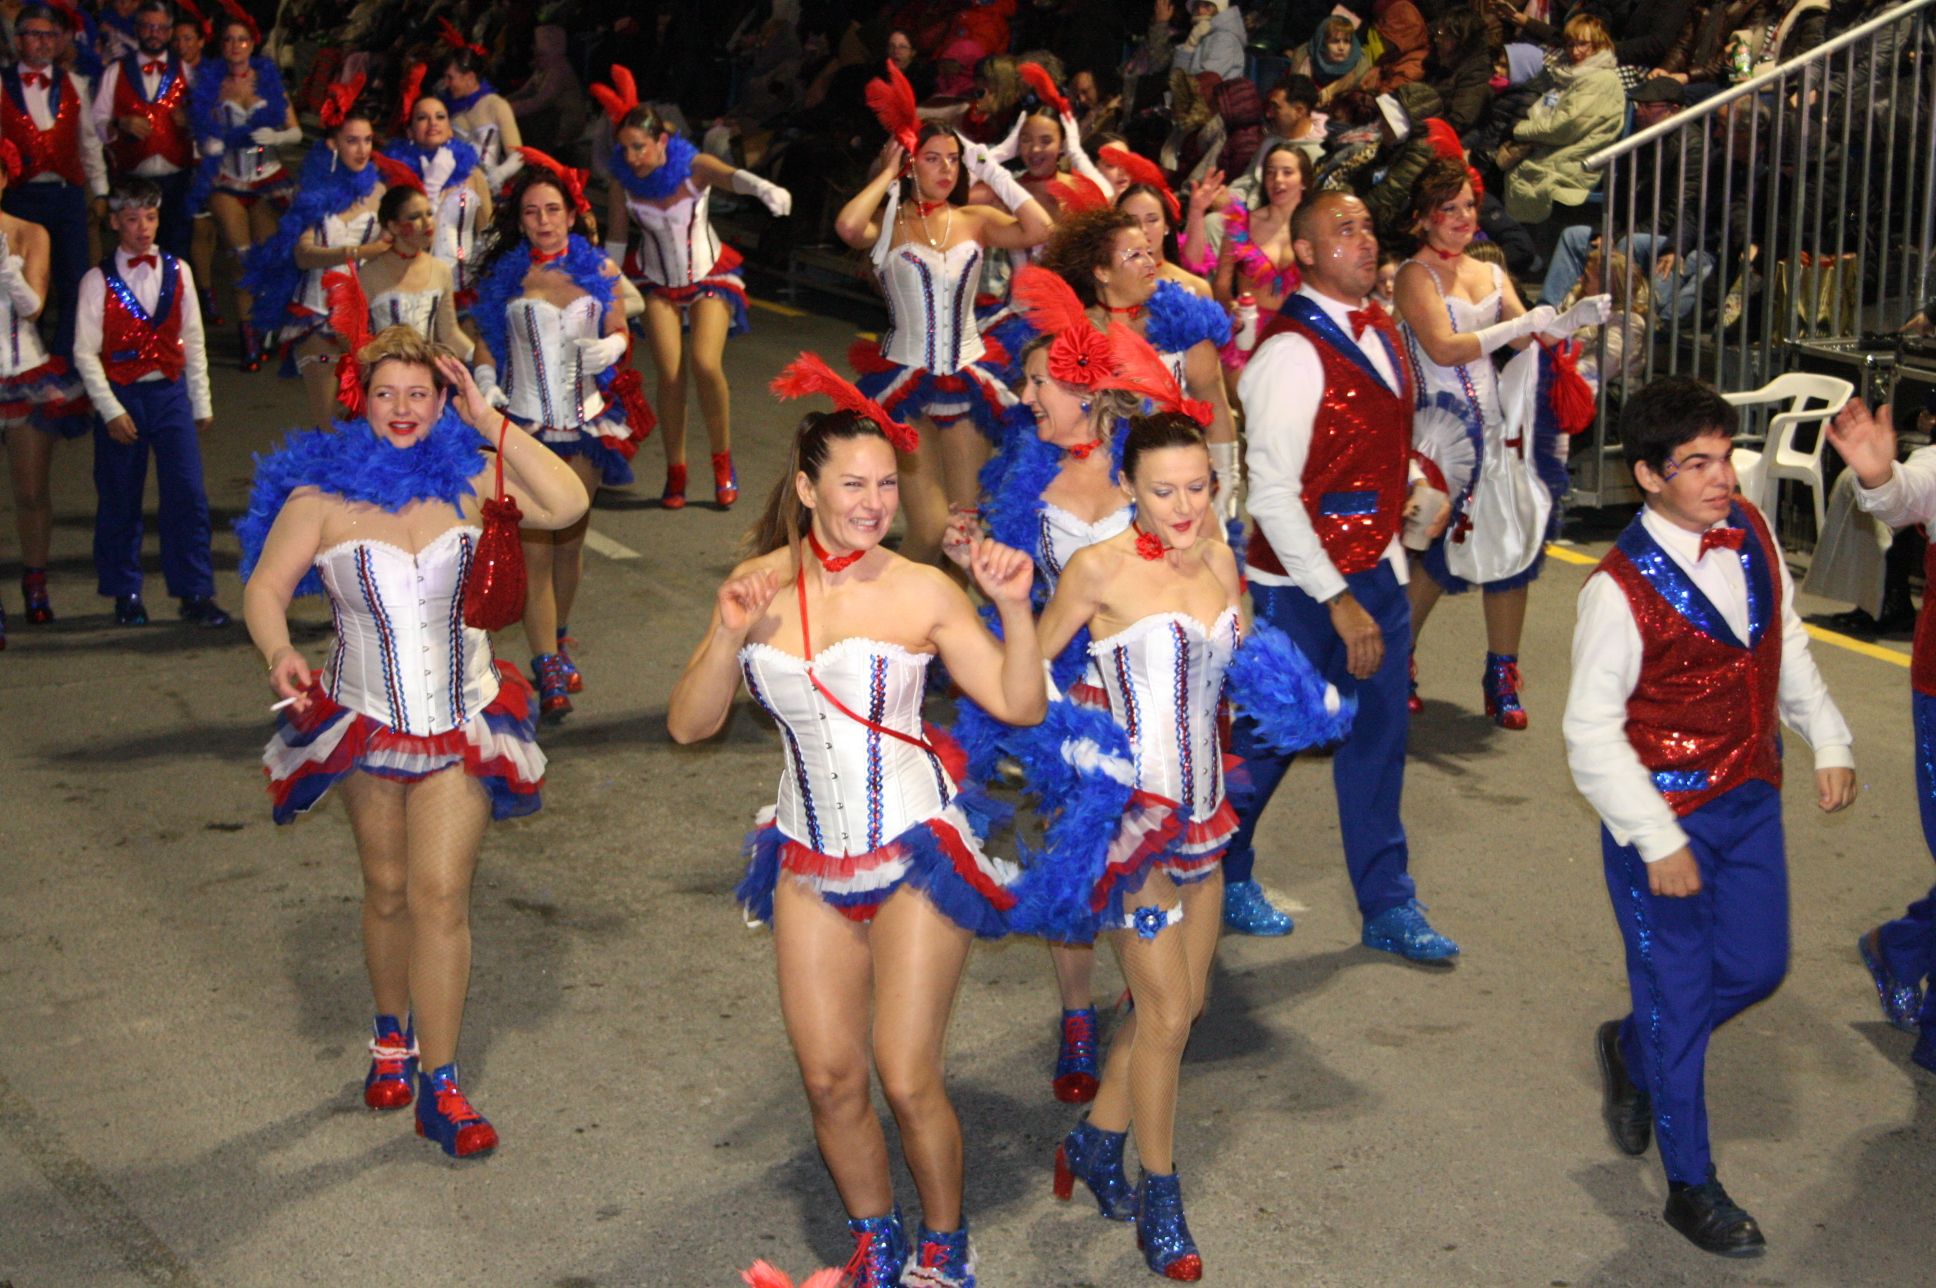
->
xmin=908 ymin=198 xmax=953 ymax=250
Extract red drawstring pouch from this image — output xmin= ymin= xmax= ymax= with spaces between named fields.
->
xmin=462 ymin=418 xmax=526 ymax=630
xmin=1542 ymin=338 xmax=1597 ymax=436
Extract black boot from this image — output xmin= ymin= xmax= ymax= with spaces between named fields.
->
xmin=1595 ymin=1020 xmax=1651 ymax=1156
xmin=1664 ymin=1174 xmax=1766 ymax=1257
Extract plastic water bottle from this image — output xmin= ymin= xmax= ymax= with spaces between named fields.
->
xmin=1235 ymin=293 xmax=1259 ymax=351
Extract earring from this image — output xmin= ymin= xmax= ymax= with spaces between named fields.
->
xmin=1080 ymin=400 xmax=1092 ymax=413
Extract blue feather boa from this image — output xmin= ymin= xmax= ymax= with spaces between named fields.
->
xmin=472 ymin=236 xmax=616 ymax=389
xmin=443 ymin=81 xmax=496 ymax=117
xmin=609 ymin=132 xmax=697 ymax=201
xmin=235 ymin=408 xmax=487 ymax=597
xmin=1225 ymin=621 xmax=1355 ymax=752
xmin=981 ymin=408 xmax=1127 ymax=558
xmin=383 ymin=137 xmax=480 ymax=194
xmin=1144 ymin=279 xmax=1230 ymax=355
xmin=240 ymin=145 xmax=381 ymax=336
xmin=1006 ymin=697 xmax=1139 ymax=943
xmin=186 ymin=55 xmax=289 ymax=216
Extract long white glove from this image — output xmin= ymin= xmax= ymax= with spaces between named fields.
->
xmin=1060 ymin=111 xmax=1114 ymax=201
xmin=200 ymin=136 xmax=225 ymax=157
xmin=959 ymin=133 xmax=1032 ymax=213
xmin=574 ymin=333 xmax=629 ymax=376
xmin=0 ymin=254 xmax=40 ymax=318
xmin=1544 ymin=293 xmax=1613 ymax=337
xmin=730 ymin=169 xmax=792 ymax=217
xmin=984 ymin=112 xmax=1026 ymax=165
xmin=474 ymin=363 xmax=510 ymax=411
xmin=487 ymin=153 xmax=525 ymax=190
xmin=250 ymin=124 xmax=302 ymax=147
xmin=1473 ymin=305 xmax=1557 ymax=354
xmin=1208 ymin=439 xmax=1241 ymax=522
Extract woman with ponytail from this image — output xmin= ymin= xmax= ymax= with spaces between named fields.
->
xmin=436 ymin=39 xmax=523 ymax=190
xmin=834 ymin=60 xmax=1052 ymax=564
xmin=668 ymin=356 xmax=1046 ymax=1288
xmin=595 ymin=68 xmax=792 ymax=511
xmin=470 ymin=156 xmax=653 ymax=722
xmin=384 ymin=82 xmax=494 ymax=334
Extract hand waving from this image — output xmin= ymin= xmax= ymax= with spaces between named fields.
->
xmin=717 ymin=568 xmax=785 ymax=638
xmin=1825 ymin=398 xmax=1897 ymax=490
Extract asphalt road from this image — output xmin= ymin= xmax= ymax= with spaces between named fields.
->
xmin=1 ymin=290 xmax=1932 ymax=1288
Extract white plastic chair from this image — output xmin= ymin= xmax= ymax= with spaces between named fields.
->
xmin=1725 ymin=371 xmax=1854 ymax=540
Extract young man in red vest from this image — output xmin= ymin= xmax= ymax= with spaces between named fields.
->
xmin=1226 ymin=189 xmax=1460 ymax=960
xmin=1564 ymin=376 xmax=1856 ymax=1256
xmin=73 ymin=175 xmax=223 ymax=627
xmin=1828 ymin=396 xmax=1936 ymax=1073
xmin=92 ymin=1 xmax=194 ymax=263
xmin=1 ymin=5 xmax=110 ymax=360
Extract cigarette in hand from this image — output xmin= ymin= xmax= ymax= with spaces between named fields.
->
xmin=269 ymin=695 xmax=300 ymax=712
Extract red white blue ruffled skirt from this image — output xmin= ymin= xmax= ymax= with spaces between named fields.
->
xmin=626 ymin=243 xmax=751 ymax=338
xmin=847 ymin=337 xmax=1016 ymax=442
xmin=0 ymin=357 xmax=91 ymax=438
xmin=1091 ymin=789 xmax=1238 ymax=930
xmin=263 ymin=663 xmax=544 ymax=823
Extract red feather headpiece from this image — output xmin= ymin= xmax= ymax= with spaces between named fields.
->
xmin=435 ymin=16 xmax=487 ymax=59
xmin=1102 ymin=323 xmax=1214 ymax=428
xmin=1012 ymin=266 xmax=1113 ymax=389
xmin=864 ymin=59 xmax=919 ymax=155
xmin=175 ymin=0 xmax=213 ymax=39
xmin=1099 ymin=144 xmax=1180 ymax=224
xmin=369 ymin=151 xmax=425 ymax=195
xmin=213 ymin=0 xmax=260 ymax=45
xmin=1018 ymin=62 xmax=1071 ymax=119
xmin=318 ymin=72 xmax=365 ymax=131
xmin=515 ymin=147 xmax=590 ymax=215
xmin=770 ymin=352 xmax=917 ymax=454
xmin=590 ymin=64 xmax=641 ymax=129
xmin=0 ymin=140 xmax=20 ymax=184
xmin=322 ymin=269 xmax=374 ymax=416
xmin=395 ymin=63 xmax=428 ymax=133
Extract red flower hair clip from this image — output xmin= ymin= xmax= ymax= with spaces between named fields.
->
xmin=1012 ymin=266 xmax=1113 ymax=389
xmin=770 ymin=352 xmax=918 ymax=454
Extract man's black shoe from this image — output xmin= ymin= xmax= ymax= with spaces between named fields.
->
xmin=1596 ymin=1020 xmax=1651 ymax=1156
xmin=179 ymin=597 xmax=232 ymax=628
xmin=1664 ymin=1177 xmax=1766 ymax=1257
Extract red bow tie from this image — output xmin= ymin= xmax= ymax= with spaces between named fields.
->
xmin=20 ymin=70 xmax=48 ymax=89
xmin=126 ymin=254 xmax=158 ymax=270
xmin=142 ymin=60 xmax=166 ymax=76
xmin=1347 ymin=300 xmax=1391 ymax=339
xmin=1698 ymin=526 xmax=1745 ymax=559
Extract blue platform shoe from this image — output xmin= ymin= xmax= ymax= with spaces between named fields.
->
xmin=1053 ymin=1007 xmax=1099 ymax=1102
xmin=1859 ymin=929 xmax=1922 ymax=1031
xmin=840 ymin=1207 xmax=909 ymax=1287
xmin=904 ymin=1220 xmax=975 ymax=1287
xmin=1222 ymin=879 xmax=1294 ymax=936
xmin=1483 ymin=652 xmax=1528 ymax=730
xmin=1053 ymin=1118 xmax=1136 ymax=1220
xmin=1362 ymin=899 xmax=1459 ymax=963
xmin=1135 ymin=1170 xmax=1202 ymax=1281
xmin=362 ymin=1014 xmax=416 ymax=1110
xmin=414 ymin=1062 xmax=497 ymax=1159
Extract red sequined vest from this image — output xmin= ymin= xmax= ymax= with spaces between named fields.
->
xmin=107 ymin=56 xmax=193 ymax=173
xmin=1594 ymin=503 xmax=1784 ymax=817
xmin=99 ymin=255 xmax=186 ymax=385
xmin=1246 ymin=314 xmax=1412 ymax=578
xmin=1 ymin=67 xmax=85 ymax=186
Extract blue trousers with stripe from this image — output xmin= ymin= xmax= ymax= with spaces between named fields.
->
xmin=2 ymin=180 xmax=90 ymax=361
xmin=1223 ymin=562 xmax=1418 ymax=918
xmin=1603 ymin=780 xmax=1789 ymax=1185
xmin=1875 ymin=691 xmax=1936 ymax=1027
xmin=91 ymin=378 xmax=213 ymax=600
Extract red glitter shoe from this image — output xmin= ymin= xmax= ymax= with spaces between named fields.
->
xmin=1483 ymin=652 xmax=1528 ymax=731
xmin=555 ymin=628 xmax=584 ymax=693
xmin=363 ymin=1015 xmax=417 ymax=1110
xmin=532 ymin=652 xmax=573 ymax=722
xmin=1407 ymin=651 xmax=1423 ymax=715
xmin=712 ymin=451 xmax=738 ymax=507
xmin=415 ymin=1062 xmax=497 ymax=1158
xmin=21 ymin=569 xmax=52 ymax=624
xmin=661 ymin=461 xmax=687 ymax=509
xmin=239 ymin=323 xmax=262 ymax=373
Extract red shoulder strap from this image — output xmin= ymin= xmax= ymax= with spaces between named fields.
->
xmin=794 ymin=566 xmax=936 ymax=754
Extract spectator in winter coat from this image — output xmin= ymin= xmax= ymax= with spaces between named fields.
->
xmin=1290 ymin=14 xmax=1374 ymax=107
xmin=1501 ymin=15 xmax=1625 ymax=224
xmin=1426 ymin=8 xmax=1497 ymax=135
xmin=1176 ymin=0 xmax=1248 ymax=82
xmin=1362 ymin=0 xmax=1431 ymax=94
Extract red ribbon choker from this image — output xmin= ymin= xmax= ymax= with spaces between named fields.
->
xmin=807 ymin=527 xmax=866 ymax=573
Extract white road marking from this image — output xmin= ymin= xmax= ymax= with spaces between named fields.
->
xmin=585 ymin=529 xmax=642 ymax=561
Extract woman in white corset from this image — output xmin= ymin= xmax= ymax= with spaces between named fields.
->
xmin=595 ymin=76 xmax=791 ymax=511
xmin=437 ymin=46 xmax=523 ymax=189
xmin=357 ymin=185 xmax=472 ymax=361
xmin=471 ymin=157 xmax=652 ymax=722
xmin=384 ymin=91 xmax=493 ymax=329
xmin=238 ymin=326 xmax=589 ymax=1162
xmin=667 ymin=358 xmax=1046 ymax=1288
xmin=835 ymin=106 xmax=1052 ymax=564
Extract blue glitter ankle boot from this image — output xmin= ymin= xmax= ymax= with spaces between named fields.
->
xmin=1483 ymin=652 xmax=1528 ymax=730
xmin=905 ymin=1221 xmax=975 ymax=1287
xmin=1052 ymin=1006 xmax=1099 ymax=1102
xmin=1053 ymin=1117 xmax=1136 ymax=1220
xmin=841 ymin=1207 xmax=909 ymax=1287
xmin=1135 ymin=1170 xmax=1202 ymax=1281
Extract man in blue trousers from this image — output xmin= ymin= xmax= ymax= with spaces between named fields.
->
xmin=73 ymin=176 xmax=226 ymax=627
xmin=1564 ymin=376 xmax=1856 ymax=1256
xmin=1225 ymin=189 xmax=1459 ymax=961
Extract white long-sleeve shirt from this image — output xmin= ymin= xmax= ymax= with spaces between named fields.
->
xmin=73 ymin=249 xmax=213 ymax=423
xmin=1236 ymin=284 xmax=1414 ymax=602
xmin=1562 ymin=505 xmax=1853 ymax=862
xmin=14 ymin=64 xmax=109 ymax=196
xmin=1853 ymin=447 xmax=1936 ymax=528
xmin=91 ymin=58 xmax=184 ymax=177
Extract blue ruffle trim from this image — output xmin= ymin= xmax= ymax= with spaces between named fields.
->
xmin=1144 ymin=279 xmax=1231 ymax=355
xmin=535 ymin=419 xmax=636 ymax=487
xmin=735 ymin=814 xmax=1012 ymax=938
xmin=1225 ymin=621 xmax=1355 ymax=753
xmin=855 ymin=364 xmax=1007 ymax=442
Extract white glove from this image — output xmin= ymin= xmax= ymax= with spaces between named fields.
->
xmin=574 ymin=333 xmax=629 ymax=376
xmin=984 ymin=112 xmax=1026 ymax=165
xmin=1208 ymin=439 xmax=1240 ymax=522
xmin=474 ymin=363 xmax=510 ymax=410
xmin=250 ymin=124 xmax=301 ymax=147
xmin=487 ymin=154 xmax=525 ymax=190
xmin=1546 ymin=293 xmax=1613 ymax=337
xmin=200 ymin=136 xmax=225 ymax=158
xmin=0 ymin=254 xmax=39 ymax=317
xmin=959 ymin=133 xmax=1032 ymax=212
xmin=1474 ymin=305 xmax=1557 ymax=354
xmin=1060 ymin=111 xmax=1114 ymax=201
xmin=730 ymin=169 xmax=792 ymax=217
